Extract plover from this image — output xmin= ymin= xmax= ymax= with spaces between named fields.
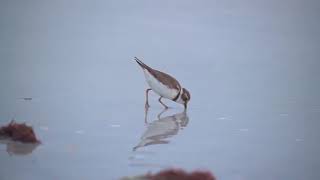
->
xmin=134 ymin=57 xmax=191 ymax=110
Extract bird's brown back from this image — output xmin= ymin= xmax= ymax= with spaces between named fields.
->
xmin=135 ymin=57 xmax=181 ymax=91
xmin=151 ymin=69 xmax=181 ymax=90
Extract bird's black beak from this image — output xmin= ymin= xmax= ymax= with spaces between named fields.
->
xmin=184 ymin=103 xmax=187 ymax=110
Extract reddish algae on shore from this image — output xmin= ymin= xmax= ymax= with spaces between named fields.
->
xmin=147 ymin=169 xmax=216 ymax=180
xmin=0 ymin=121 xmax=40 ymax=143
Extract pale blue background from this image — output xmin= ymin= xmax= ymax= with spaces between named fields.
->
xmin=0 ymin=0 xmax=320 ymax=179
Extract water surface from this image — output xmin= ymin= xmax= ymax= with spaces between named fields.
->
xmin=1 ymin=0 xmax=320 ymax=180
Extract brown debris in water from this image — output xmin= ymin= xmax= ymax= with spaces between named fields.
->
xmin=0 ymin=121 xmax=40 ymax=143
xmin=147 ymin=169 xmax=216 ymax=180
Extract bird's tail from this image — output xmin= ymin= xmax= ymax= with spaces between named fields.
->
xmin=134 ymin=57 xmax=151 ymax=70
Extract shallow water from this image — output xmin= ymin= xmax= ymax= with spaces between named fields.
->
xmin=1 ymin=1 xmax=320 ymax=180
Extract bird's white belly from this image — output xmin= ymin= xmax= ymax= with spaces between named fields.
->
xmin=143 ymin=70 xmax=178 ymax=99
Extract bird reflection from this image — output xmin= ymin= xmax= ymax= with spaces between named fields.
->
xmin=0 ymin=138 xmax=39 ymax=156
xmin=133 ymin=109 xmax=189 ymax=151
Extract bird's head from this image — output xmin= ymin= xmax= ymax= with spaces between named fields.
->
xmin=177 ymin=88 xmax=190 ymax=109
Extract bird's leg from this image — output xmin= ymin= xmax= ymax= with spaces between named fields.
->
xmin=145 ymin=88 xmax=152 ymax=110
xmin=158 ymin=97 xmax=169 ymax=109
xmin=157 ymin=108 xmax=168 ymax=119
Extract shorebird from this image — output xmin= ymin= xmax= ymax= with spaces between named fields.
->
xmin=134 ymin=57 xmax=191 ymax=110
